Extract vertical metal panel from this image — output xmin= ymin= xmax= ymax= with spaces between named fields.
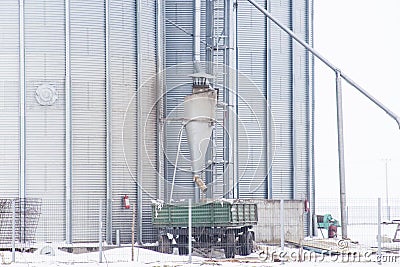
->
xmin=237 ymin=0 xmax=268 ymax=199
xmin=109 ymin=0 xmax=137 ymax=244
xmin=164 ymin=0 xmax=209 ymax=202
xmin=292 ymin=0 xmax=312 ymax=235
xmin=165 ymin=0 xmax=196 ymax=201
xmin=70 ymin=0 xmax=106 ymax=242
xmin=268 ymin=0 xmax=294 ymax=199
xmin=0 ymin=0 xmax=20 ymax=198
xmin=24 ymin=0 xmax=66 ymax=241
xmin=292 ymin=0 xmax=310 ymax=201
xmin=137 ymin=0 xmax=159 ymax=244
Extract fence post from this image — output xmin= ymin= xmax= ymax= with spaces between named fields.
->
xmin=12 ymin=199 xmax=16 ymax=263
xmin=377 ymin=198 xmax=382 ymax=265
xmin=116 ymin=229 xmax=120 ymax=247
xmin=132 ymin=206 xmax=135 ymax=261
xmin=280 ymin=199 xmax=284 ymax=251
xmin=99 ymin=200 xmax=103 ymax=263
xmin=188 ymin=198 xmax=192 ymax=264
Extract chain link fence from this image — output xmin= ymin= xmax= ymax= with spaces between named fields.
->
xmin=0 ymin=198 xmax=399 ymax=265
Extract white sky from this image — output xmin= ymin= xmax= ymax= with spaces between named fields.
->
xmin=314 ymin=0 xmax=400 ymax=200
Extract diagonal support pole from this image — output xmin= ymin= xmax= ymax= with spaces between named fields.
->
xmin=246 ymin=0 xmax=400 ymax=128
xmin=246 ymin=0 xmax=400 ymax=239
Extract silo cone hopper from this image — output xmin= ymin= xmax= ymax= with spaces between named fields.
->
xmin=184 ymin=71 xmax=217 ymax=193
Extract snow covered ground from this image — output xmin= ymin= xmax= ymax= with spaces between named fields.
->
xmin=1 ymin=244 xmax=400 ymax=267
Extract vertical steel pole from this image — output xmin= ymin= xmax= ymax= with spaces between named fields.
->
xmin=136 ymin=0 xmax=143 ymax=245
xmin=384 ymin=159 xmax=390 ymax=221
xmin=12 ymin=200 xmax=16 ymax=263
xmin=115 ymin=229 xmax=120 ymax=246
xmin=19 ymin=0 xmax=26 ymax=205
xmin=377 ymin=198 xmax=382 ymax=265
xmin=335 ymin=70 xmax=348 ymax=239
xmin=156 ymin=0 xmax=166 ymax=201
xmin=65 ymin=0 xmax=73 ymax=245
xmin=188 ymin=199 xmax=192 ymax=263
xmin=19 ymin=0 xmax=26 ymax=245
xmin=99 ymin=200 xmax=103 ymax=263
xmin=280 ymin=199 xmax=284 ymax=251
xmin=193 ymin=0 xmax=201 ymax=62
xmin=105 ymin=0 xmax=113 ymax=245
xmin=131 ymin=206 xmax=135 ymax=261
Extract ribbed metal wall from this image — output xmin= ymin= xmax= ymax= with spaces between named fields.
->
xmin=110 ymin=0 xmax=137 ymax=244
xmin=268 ymin=0 xmax=294 ymax=199
xmin=292 ymin=0 xmax=311 ymax=201
xmin=236 ymin=0 xmax=313 ymax=210
xmin=137 ymin=0 xmax=159 ymax=243
xmin=69 ymin=0 xmax=107 ymax=242
xmin=266 ymin=0 xmax=312 ymax=205
xmin=165 ymin=0 xmax=201 ymax=201
xmin=0 ymin=0 xmax=20 ymax=198
xmin=237 ymin=0 xmax=268 ymax=199
xmin=0 ymin=0 xmax=150 ymax=244
xmin=292 ymin=0 xmax=313 ymax=234
xmin=24 ymin=0 xmax=66 ymax=241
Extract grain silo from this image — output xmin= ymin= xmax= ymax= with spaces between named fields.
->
xmin=0 ymin=0 xmax=314 ymax=245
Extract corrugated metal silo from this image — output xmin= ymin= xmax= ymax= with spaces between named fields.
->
xmin=0 ymin=0 xmax=160 ymax=244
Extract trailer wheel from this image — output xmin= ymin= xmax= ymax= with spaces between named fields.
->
xmin=239 ymin=231 xmax=254 ymax=256
xmin=158 ymin=235 xmax=172 ymax=254
xmin=224 ymin=230 xmax=236 ymax=259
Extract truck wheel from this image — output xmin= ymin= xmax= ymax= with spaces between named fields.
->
xmin=158 ymin=235 xmax=172 ymax=254
xmin=224 ymin=231 xmax=236 ymax=259
xmin=240 ymin=231 xmax=254 ymax=256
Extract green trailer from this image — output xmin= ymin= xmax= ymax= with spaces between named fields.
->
xmin=152 ymin=199 xmax=258 ymax=258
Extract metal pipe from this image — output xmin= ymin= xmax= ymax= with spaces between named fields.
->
xmin=377 ymin=198 xmax=382 ymax=265
xmin=335 ymin=71 xmax=348 ymax=239
xmin=234 ymin=0 xmax=239 ymax=199
xmin=156 ymin=0 xmax=165 ymax=201
xmin=290 ymin=0 xmax=297 ymax=201
xmin=169 ymin=125 xmax=185 ymax=203
xmin=280 ymin=199 xmax=284 ymax=251
xmin=105 ymin=0 xmax=113 ymax=245
xmin=193 ymin=0 xmax=201 ymax=62
xmin=136 ymin=0 xmax=143 ymax=245
xmin=19 ymin=0 xmax=26 ymax=203
xmin=246 ymin=0 xmax=400 ymax=128
xmin=247 ymin=0 xmax=400 ymax=239
xmin=266 ymin=0 xmax=273 ymax=200
xmin=12 ymin=200 xmax=15 ymax=263
xmin=308 ymin=0 xmax=316 ymax=236
xmin=166 ymin=19 xmax=208 ymax=47
xmin=99 ymin=200 xmax=103 ymax=263
xmin=188 ymin=199 xmax=192 ymax=263
xmin=383 ymin=158 xmax=391 ymax=221
xmin=116 ymin=229 xmax=120 ymax=247
xmin=65 ymin=0 xmax=73 ymax=245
